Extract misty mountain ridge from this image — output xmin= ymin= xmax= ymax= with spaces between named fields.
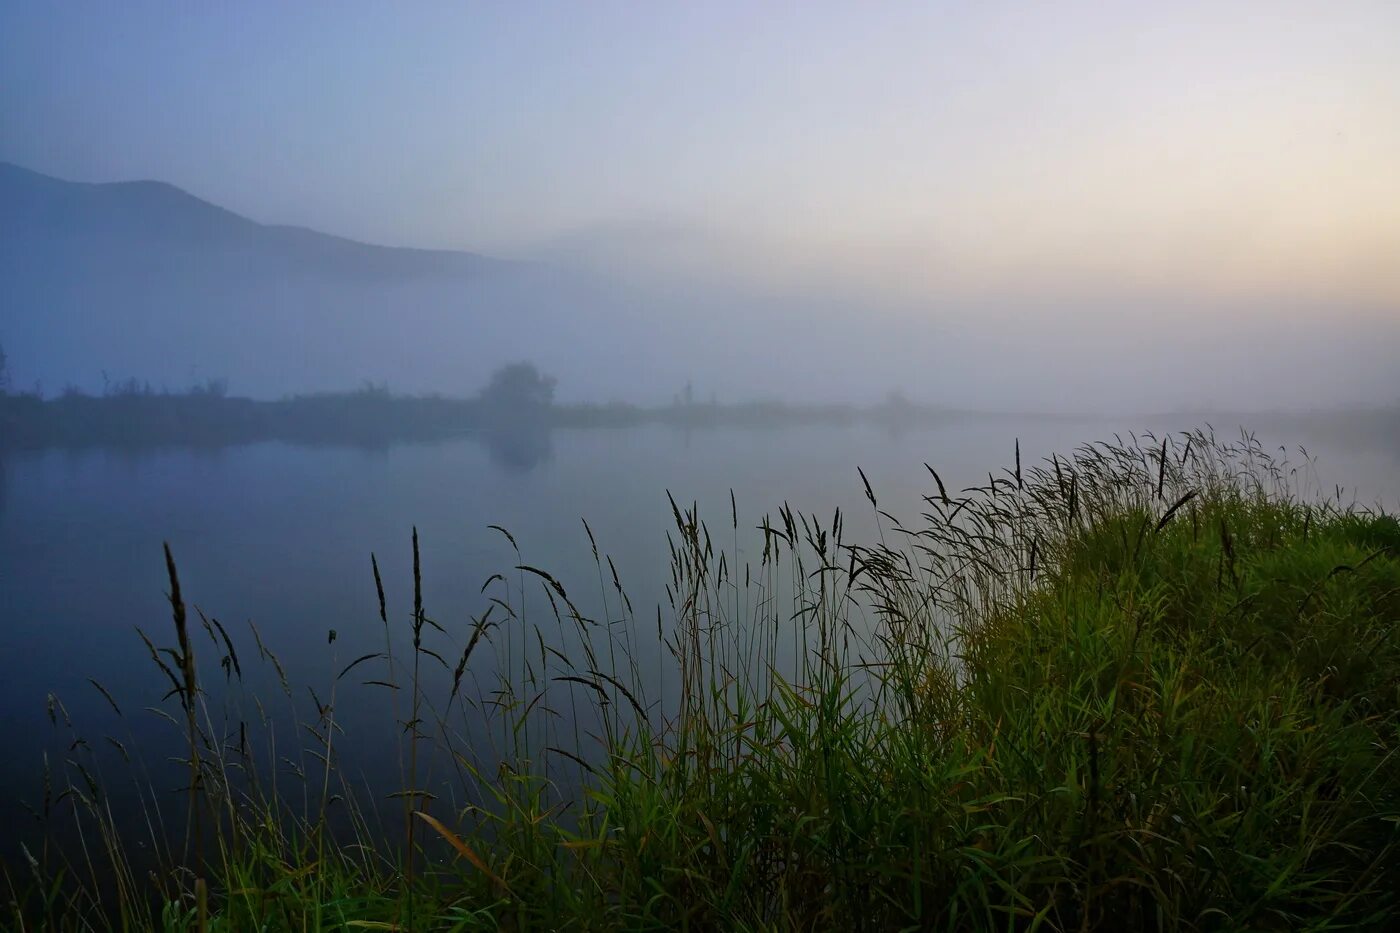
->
xmin=1 ymin=161 xmax=615 ymax=400
xmin=0 ymin=161 xmax=921 ymax=406
xmin=3 ymin=162 xmax=1396 ymax=412
xmin=1 ymin=160 xmax=509 ymax=283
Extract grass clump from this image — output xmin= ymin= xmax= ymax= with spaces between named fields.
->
xmin=6 ymin=430 xmax=1398 ymax=930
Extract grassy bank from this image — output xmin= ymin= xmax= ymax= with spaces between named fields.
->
xmin=6 ymin=431 xmax=1398 ymax=930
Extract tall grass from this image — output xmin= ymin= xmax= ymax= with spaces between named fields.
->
xmin=6 ymin=429 xmax=1398 ymax=930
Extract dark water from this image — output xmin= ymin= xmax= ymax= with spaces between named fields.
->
xmin=1 ymin=419 xmax=1395 ymax=851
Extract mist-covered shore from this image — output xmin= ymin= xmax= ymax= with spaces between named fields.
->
xmin=3 ymin=372 xmax=1396 ymax=458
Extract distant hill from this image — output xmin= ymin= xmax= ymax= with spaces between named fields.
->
xmin=0 ymin=162 xmax=597 ymax=398
xmin=0 ymin=160 xmax=509 ymax=282
xmin=6 ymin=162 xmax=1393 ymax=412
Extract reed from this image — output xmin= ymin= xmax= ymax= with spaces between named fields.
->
xmin=6 ymin=428 xmax=1398 ymax=930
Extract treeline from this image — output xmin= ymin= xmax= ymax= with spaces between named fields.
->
xmin=0 ymin=360 xmax=968 ymax=450
xmin=0 ymin=362 xmax=552 ymax=449
xmin=0 ymin=386 xmax=476 ymax=448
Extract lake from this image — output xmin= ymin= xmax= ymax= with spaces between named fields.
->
xmin=2 ymin=416 xmax=1396 ymax=852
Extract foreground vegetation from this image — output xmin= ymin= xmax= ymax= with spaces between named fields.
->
xmin=6 ymin=431 xmax=1398 ymax=930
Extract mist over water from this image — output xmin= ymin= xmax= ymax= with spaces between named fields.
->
xmin=2 ymin=161 xmax=1397 ymax=411
xmin=4 ymin=3 xmax=1399 ymax=411
xmin=2 ymin=6 xmax=1400 ymax=920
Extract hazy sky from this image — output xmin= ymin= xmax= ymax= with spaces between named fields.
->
xmin=4 ymin=1 xmax=1400 ymax=307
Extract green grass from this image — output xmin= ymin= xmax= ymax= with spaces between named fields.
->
xmin=6 ymin=430 xmax=1398 ymax=930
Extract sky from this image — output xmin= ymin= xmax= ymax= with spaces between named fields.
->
xmin=4 ymin=1 xmax=1400 ymax=308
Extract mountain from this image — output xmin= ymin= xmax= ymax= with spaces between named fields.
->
xmin=1 ymin=161 xmax=508 ymax=283
xmin=8 ymin=163 xmax=1390 ymax=412
xmin=2 ymin=161 xmax=912 ymax=409
xmin=0 ymin=162 xmax=605 ymax=398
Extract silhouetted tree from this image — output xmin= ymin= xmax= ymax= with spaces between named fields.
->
xmin=479 ymin=362 xmax=556 ymax=413
xmin=189 ymin=377 xmax=229 ymax=398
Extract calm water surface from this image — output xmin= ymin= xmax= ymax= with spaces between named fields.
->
xmin=2 ymin=419 xmax=1395 ymax=845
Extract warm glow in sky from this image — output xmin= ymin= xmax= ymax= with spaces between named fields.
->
xmin=3 ymin=1 xmax=1399 ymax=307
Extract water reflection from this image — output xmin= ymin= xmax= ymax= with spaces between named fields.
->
xmin=481 ymin=423 xmax=552 ymax=472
